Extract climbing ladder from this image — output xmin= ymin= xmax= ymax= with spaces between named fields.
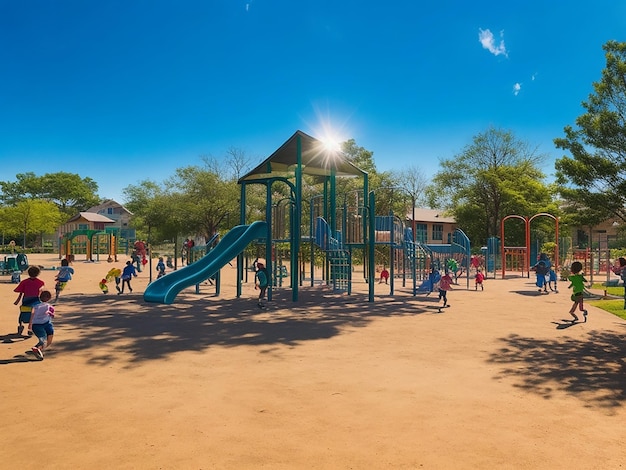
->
xmin=315 ymin=217 xmax=352 ymax=293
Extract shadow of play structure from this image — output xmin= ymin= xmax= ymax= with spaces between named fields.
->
xmin=144 ymin=130 xmax=472 ymax=304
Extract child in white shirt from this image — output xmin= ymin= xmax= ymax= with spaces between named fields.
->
xmin=28 ymin=290 xmax=55 ymax=360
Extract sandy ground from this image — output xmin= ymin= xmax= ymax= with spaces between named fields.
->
xmin=1 ymin=253 xmax=625 ymax=469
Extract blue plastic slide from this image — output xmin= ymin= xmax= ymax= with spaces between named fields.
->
xmin=143 ymin=221 xmax=267 ymax=304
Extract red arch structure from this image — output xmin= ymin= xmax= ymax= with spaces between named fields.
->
xmin=500 ymin=213 xmax=559 ymax=278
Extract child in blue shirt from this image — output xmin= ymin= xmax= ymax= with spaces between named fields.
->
xmin=54 ymin=258 xmax=75 ymax=302
xmin=119 ymin=261 xmax=138 ymax=294
xmin=156 ymin=257 xmax=166 ymax=279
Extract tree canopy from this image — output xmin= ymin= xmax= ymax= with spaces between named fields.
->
xmin=427 ymin=127 xmax=556 ymax=246
xmin=0 ymin=172 xmax=100 ymax=218
xmin=0 ymin=200 xmax=64 ymax=247
xmin=123 ymin=154 xmax=245 ymax=243
xmin=554 ymin=40 xmax=626 ymax=229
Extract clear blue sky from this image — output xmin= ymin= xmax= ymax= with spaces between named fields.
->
xmin=1 ymin=1 xmax=624 ymax=203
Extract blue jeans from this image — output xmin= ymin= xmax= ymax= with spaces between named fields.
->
xmin=31 ymin=321 xmax=54 ymax=347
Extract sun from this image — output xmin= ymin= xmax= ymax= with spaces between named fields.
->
xmin=305 ymin=103 xmax=352 ymax=155
xmin=320 ymin=135 xmax=342 ymax=153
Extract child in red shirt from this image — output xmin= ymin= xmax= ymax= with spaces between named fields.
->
xmin=13 ymin=266 xmax=45 ymax=336
xmin=378 ymin=267 xmax=390 ymax=284
xmin=475 ymin=269 xmax=485 ymax=291
xmin=438 ymin=272 xmax=453 ymax=307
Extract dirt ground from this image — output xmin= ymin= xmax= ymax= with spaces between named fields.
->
xmin=1 ymin=253 xmax=625 ymax=469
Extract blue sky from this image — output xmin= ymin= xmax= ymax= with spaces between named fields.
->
xmin=1 ymin=1 xmax=625 ymax=203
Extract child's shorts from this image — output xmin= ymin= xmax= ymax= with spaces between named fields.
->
xmin=571 ymin=292 xmax=583 ymax=302
xmin=31 ymin=321 xmax=54 ymax=342
xmin=18 ymin=296 xmax=39 ymax=323
xmin=19 ymin=306 xmax=32 ymax=323
xmin=55 ymin=280 xmax=68 ymax=292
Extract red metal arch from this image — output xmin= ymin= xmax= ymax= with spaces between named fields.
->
xmin=500 ymin=213 xmax=559 ymax=278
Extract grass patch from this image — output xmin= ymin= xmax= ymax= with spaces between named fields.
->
xmin=588 ymin=283 xmax=626 ymax=319
xmin=590 ymin=283 xmax=624 ymax=297
xmin=587 ymin=298 xmax=626 ymax=320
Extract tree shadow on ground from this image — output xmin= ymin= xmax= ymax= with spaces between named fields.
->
xmin=488 ymin=326 xmax=626 ymax=413
xmin=39 ymin=288 xmax=442 ymax=367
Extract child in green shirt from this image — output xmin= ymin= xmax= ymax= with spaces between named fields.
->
xmin=567 ymin=261 xmax=587 ymax=322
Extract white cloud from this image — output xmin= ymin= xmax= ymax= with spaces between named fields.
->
xmin=478 ymin=28 xmax=508 ymax=57
xmin=513 ymin=83 xmax=521 ymax=96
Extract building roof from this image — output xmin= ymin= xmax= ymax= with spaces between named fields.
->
xmin=238 ymin=130 xmax=367 ymax=182
xmin=87 ymin=199 xmax=133 ymax=215
xmin=406 ymin=208 xmax=456 ymax=224
xmin=67 ymin=212 xmax=116 ymax=224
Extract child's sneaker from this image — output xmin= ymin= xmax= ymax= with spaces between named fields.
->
xmin=17 ymin=325 xmax=24 ymax=335
xmin=31 ymin=347 xmax=44 ymax=360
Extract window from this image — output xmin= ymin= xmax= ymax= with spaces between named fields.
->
xmin=107 ymin=208 xmax=114 ymax=214
xmin=432 ymin=224 xmax=443 ymax=241
xmin=414 ymin=223 xmax=427 ymax=243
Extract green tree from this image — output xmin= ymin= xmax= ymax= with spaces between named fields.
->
xmin=123 ymin=180 xmax=184 ymax=244
xmin=123 ymin=156 xmax=242 ymax=243
xmin=2 ymin=200 xmax=64 ymax=248
xmin=554 ymin=40 xmax=626 ymax=228
xmin=427 ymin=127 xmax=555 ymax=246
xmin=0 ymin=172 xmax=100 ymax=217
xmin=171 ymin=163 xmax=240 ymax=239
xmin=333 ymin=139 xmax=395 ymax=211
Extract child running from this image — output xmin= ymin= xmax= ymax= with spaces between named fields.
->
xmin=28 ymin=290 xmax=55 ymax=360
xmin=547 ymin=267 xmax=558 ymax=293
xmin=54 ymin=258 xmax=75 ymax=302
xmin=438 ymin=271 xmax=453 ymax=307
xmin=13 ymin=265 xmax=45 ymax=336
xmin=378 ymin=267 xmax=390 ymax=284
xmin=475 ymin=269 xmax=485 ymax=291
xmin=119 ymin=261 xmax=138 ymax=294
xmin=106 ymin=266 xmax=123 ymax=293
xmin=156 ymin=257 xmax=166 ymax=279
xmin=255 ymin=262 xmax=269 ymax=308
xmin=567 ymin=261 xmax=587 ymax=322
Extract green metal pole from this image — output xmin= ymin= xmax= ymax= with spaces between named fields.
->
xmin=237 ymin=183 xmax=247 ymax=298
xmin=266 ymin=181 xmax=273 ymax=302
xmin=330 ymin=168 xmax=336 ymax=236
xmin=362 ymin=174 xmax=369 ymax=280
xmin=293 ymin=135 xmax=302 ymax=301
xmin=368 ymin=191 xmax=376 ymax=302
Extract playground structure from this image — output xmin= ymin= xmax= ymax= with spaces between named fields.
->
xmin=144 ymin=130 xmax=474 ymax=304
xmin=60 ymin=228 xmax=120 ymax=263
xmin=0 ymin=253 xmax=29 ymax=279
xmin=500 ymin=213 xmax=559 ymax=279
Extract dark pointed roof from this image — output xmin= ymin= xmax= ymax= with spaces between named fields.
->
xmin=238 ymin=130 xmax=367 ymax=182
